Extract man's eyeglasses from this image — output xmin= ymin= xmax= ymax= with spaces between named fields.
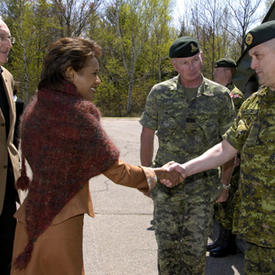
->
xmin=0 ymin=36 xmax=15 ymax=44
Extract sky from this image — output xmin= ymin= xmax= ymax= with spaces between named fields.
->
xmin=172 ymin=0 xmax=268 ymax=30
xmin=172 ymin=0 xmax=191 ymax=27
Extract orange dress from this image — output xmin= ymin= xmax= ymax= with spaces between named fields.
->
xmin=11 ymin=160 xmax=155 ymax=275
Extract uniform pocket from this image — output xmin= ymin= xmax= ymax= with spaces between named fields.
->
xmin=197 ymin=117 xmax=219 ymax=147
xmin=156 ymin=111 xmax=178 ymax=142
xmin=245 ymin=120 xmax=261 ymax=146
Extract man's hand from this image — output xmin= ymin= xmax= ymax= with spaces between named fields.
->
xmin=164 ymin=161 xmax=186 ymax=176
xmin=216 ymin=189 xmax=229 ymax=203
xmin=154 ymin=161 xmax=186 ymax=187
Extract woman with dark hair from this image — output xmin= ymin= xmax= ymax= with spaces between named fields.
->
xmin=11 ymin=37 xmax=180 ymax=275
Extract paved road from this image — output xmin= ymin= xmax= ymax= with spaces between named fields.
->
xmin=82 ymin=118 xmax=244 ymax=275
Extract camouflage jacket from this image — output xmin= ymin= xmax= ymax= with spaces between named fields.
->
xmin=227 ymin=82 xmax=245 ymax=112
xmin=140 ymin=75 xmax=235 ymax=165
xmin=224 ymin=87 xmax=275 ymax=247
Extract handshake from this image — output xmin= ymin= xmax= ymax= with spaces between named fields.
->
xmin=153 ymin=161 xmax=186 ymax=188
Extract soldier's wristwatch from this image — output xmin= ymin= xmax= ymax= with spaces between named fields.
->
xmin=222 ymin=184 xmax=231 ymax=190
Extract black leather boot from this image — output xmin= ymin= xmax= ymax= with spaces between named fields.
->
xmin=207 ymin=239 xmax=220 ymax=251
xmin=209 ymin=228 xmax=238 ymax=257
xmin=207 ymin=222 xmax=223 ymax=251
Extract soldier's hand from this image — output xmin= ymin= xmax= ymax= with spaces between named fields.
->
xmin=155 ymin=161 xmax=185 ymax=188
xmin=216 ymin=189 xmax=229 ymax=203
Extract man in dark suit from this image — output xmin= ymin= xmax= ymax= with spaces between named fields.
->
xmin=0 ymin=18 xmax=20 ymax=274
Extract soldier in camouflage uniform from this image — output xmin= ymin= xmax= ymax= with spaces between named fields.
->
xmin=213 ymin=58 xmax=244 ymax=110
xmin=207 ymin=58 xmax=245 ymax=258
xmin=165 ymin=21 xmax=275 ymax=274
xmin=140 ymin=37 xmax=235 ymax=274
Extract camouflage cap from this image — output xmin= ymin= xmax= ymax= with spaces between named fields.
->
xmin=214 ymin=58 xmax=236 ymax=68
xmin=169 ymin=36 xmax=200 ymax=58
xmin=244 ymin=20 xmax=275 ymax=51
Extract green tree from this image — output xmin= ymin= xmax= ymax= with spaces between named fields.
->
xmin=93 ymin=0 xmax=175 ymax=115
xmin=188 ymin=0 xmax=230 ymax=78
xmin=50 ymin=0 xmax=100 ymax=37
xmin=2 ymin=0 xmax=265 ymax=116
xmin=4 ymin=0 xmax=59 ymax=102
xmin=226 ymin=0 xmax=263 ymax=54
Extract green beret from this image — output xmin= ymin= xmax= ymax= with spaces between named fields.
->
xmin=244 ymin=20 xmax=275 ymax=51
xmin=169 ymin=36 xmax=200 ymax=58
xmin=215 ymin=58 xmax=237 ymax=68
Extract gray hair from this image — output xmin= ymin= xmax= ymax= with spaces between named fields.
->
xmin=0 ymin=17 xmax=7 ymax=27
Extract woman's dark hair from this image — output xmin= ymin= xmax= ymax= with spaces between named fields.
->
xmin=38 ymin=37 xmax=101 ymax=90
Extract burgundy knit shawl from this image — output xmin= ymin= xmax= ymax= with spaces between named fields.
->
xmin=14 ymin=82 xmax=119 ymax=269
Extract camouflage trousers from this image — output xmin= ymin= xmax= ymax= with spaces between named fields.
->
xmin=245 ymin=242 xmax=275 ymax=275
xmin=152 ymin=183 xmax=215 ymax=275
xmin=215 ymin=166 xmax=240 ymax=230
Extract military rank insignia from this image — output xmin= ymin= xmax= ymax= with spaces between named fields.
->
xmin=245 ymin=33 xmax=253 ymax=45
